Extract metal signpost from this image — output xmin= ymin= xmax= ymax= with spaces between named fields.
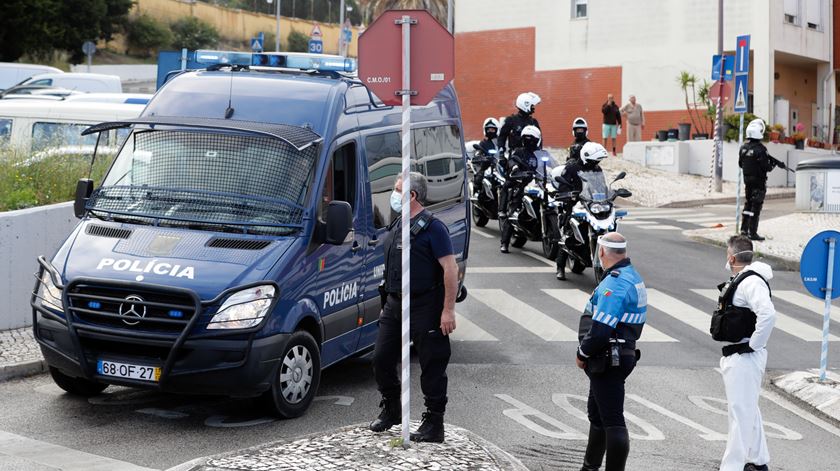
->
xmin=309 ymin=24 xmax=323 ymax=54
xmin=800 ymin=230 xmax=840 ymax=381
xmin=358 ymin=9 xmax=454 ymax=447
xmin=733 ymin=35 xmax=750 ymax=233
xmin=82 ymin=41 xmax=96 ymax=72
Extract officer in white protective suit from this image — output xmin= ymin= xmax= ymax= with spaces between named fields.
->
xmin=711 ymin=235 xmax=776 ymax=471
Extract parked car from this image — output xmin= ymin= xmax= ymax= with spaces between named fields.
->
xmin=0 ymin=63 xmax=63 ymax=91
xmin=16 ymin=73 xmax=122 ymax=93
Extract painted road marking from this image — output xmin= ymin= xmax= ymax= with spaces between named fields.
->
xmin=618 ymin=220 xmax=657 ymax=225
xmin=632 ymin=211 xmax=712 ymax=220
xmin=472 ymin=228 xmax=494 ymax=238
xmin=694 ymin=289 xmax=840 ymax=342
xmin=647 ymin=289 xmax=713 ymax=334
xmin=451 ymin=311 xmax=499 ymax=341
xmin=0 ymin=430 xmax=156 ymax=470
xmin=775 ymin=290 xmax=840 ymax=324
xmin=552 ymin=393 xmax=665 ymax=440
xmin=675 ymin=216 xmax=728 ymax=223
xmin=760 ymin=388 xmax=840 ymax=439
xmin=626 ymin=394 xmax=727 ymax=441
xmin=521 ymin=250 xmax=554 ymax=266
xmin=472 ymin=289 xmax=579 ymax=341
xmin=468 ymin=266 xmax=556 ymax=274
xmin=687 ymin=395 xmax=802 ymax=440
xmin=640 ymin=224 xmax=682 ymax=231
xmin=542 ymin=289 xmax=678 ymax=342
xmin=494 ymin=394 xmax=586 ymax=440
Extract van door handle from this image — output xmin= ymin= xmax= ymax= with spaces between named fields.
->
xmin=367 ymin=238 xmax=379 ymax=247
xmin=351 ymin=241 xmax=361 ymax=253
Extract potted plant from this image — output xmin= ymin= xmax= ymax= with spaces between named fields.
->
xmin=677 ymin=71 xmax=711 ymax=139
xmin=792 ymin=122 xmax=806 ymax=149
xmin=769 ymin=124 xmax=784 ymax=142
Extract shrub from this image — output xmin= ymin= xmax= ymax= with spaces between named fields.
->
xmin=287 ymin=30 xmax=310 ymax=53
xmin=126 ymin=14 xmax=172 ymax=57
xmin=171 ymin=17 xmax=220 ymax=51
xmin=723 ymin=113 xmax=768 ymax=142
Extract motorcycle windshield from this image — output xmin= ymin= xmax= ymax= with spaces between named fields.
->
xmin=533 ymin=150 xmax=562 ymax=179
xmin=580 ymin=171 xmax=609 ymax=202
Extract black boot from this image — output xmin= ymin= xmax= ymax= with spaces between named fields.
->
xmin=749 ymin=214 xmax=765 ymax=241
xmin=604 ymin=426 xmax=629 ymax=471
xmin=744 ymin=464 xmax=769 ymax=471
xmin=500 ymin=243 xmax=510 ymax=254
xmin=739 ymin=214 xmax=751 ymax=236
xmin=369 ymin=397 xmax=400 ymax=432
xmin=410 ymin=410 xmax=445 ymax=443
xmin=581 ymin=424 xmax=606 ymax=471
xmin=556 ymin=252 xmax=568 ymax=281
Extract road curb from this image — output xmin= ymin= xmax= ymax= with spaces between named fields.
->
xmin=659 ymin=190 xmax=795 ymax=208
xmin=165 ymin=422 xmax=528 ymax=471
xmin=0 ymin=359 xmax=47 ymax=382
xmin=684 ymin=231 xmax=800 ymax=271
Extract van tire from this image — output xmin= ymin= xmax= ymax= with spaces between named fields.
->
xmin=263 ymin=331 xmax=321 ymax=419
xmin=49 ymin=367 xmax=108 ymax=396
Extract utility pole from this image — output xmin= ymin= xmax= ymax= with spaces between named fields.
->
xmin=339 ymin=0 xmax=345 ymax=51
xmin=714 ymin=0 xmax=724 ymax=192
xmin=267 ymin=0 xmax=281 ymax=51
xmin=447 ymin=0 xmax=453 ymax=33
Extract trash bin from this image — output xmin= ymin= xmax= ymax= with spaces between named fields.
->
xmin=667 ymin=128 xmax=678 ymax=141
xmin=678 ymin=123 xmax=691 ymax=141
xmin=796 ymin=157 xmax=840 ymax=212
xmin=656 ymin=130 xmax=668 ymax=141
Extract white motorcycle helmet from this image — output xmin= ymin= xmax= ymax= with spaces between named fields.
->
xmin=572 ymin=117 xmax=588 ymax=136
xmin=520 ymin=125 xmax=542 ymax=147
xmin=516 ymin=92 xmax=541 ymax=114
xmin=483 ymin=117 xmax=500 ymax=133
xmin=580 ymin=142 xmax=609 ymax=164
xmin=745 ymin=119 xmax=765 ymax=140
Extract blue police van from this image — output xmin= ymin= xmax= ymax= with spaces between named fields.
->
xmin=31 ymin=51 xmax=470 ymax=418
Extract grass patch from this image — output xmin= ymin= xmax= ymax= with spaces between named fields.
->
xmin=0 ymin=148 xmax=114 ymax=212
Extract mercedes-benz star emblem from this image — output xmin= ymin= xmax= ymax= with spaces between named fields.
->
xmin=119 ymin=295 xmax=147 ymax=326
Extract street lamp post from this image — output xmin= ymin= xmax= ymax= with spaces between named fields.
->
xmin=267 ymin=0 xmax=281 ymax=52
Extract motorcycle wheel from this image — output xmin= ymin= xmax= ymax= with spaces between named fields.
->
xmin=512 ymin=235 xmax=528 ymax=248
xmin=571 ymin=260 xmax=586 ymax=274
xmin=472 ymin=205 xmax=489 ymax=227
xmin=542 ymin=236 xmax=558 ymax=259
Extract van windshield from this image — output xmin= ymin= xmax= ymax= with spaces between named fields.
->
xmin=88 ymin=130 xmax=318 ymax=235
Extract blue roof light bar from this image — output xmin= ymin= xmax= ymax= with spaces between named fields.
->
xmin=195 ymin=50 xmax=357 ymax=73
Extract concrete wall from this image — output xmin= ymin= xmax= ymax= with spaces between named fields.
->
xmin=0 ymin=202 xmax=77 ymax=330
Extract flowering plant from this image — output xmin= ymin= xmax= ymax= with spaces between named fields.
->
xmin=794 ymin=122 xmax=805 ymax=132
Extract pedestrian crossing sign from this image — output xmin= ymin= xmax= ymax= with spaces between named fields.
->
xmin=734 ymin=74 xmax=748 ymax=113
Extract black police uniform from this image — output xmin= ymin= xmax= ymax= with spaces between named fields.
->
xmin=569 ymin=134 xmax=590 ymax=162
xmin=473 ymin=137 xmax=498 ymax=191
xmin=554 ymin=157 xmax=603 ymax=277
xmin=576 ymin=258 xmax=646 ymax=471
xmin=738 ymin=139 xmax=784 ymax=240
xmin=500 ymin=147 xmax=539 ymax=247
xmin=373 ymin=210 xmax=453 ymax=424
xmin=497 ymin=111 xmax=540 ymax=169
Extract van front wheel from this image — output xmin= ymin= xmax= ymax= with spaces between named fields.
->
xmin=263 ymin=331 xmax=321 ymax=418
xmin=49 ymin=367 xmax=108 ymax=396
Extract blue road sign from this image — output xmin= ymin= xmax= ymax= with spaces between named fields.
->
xmin=251 ymin=37 xmax=263 ymax=52
xmin=800 ymin=230 xmax=840 ymax=300
xmin=733 ymin=74 xmax=748 ymax=113
xmin=735 ymin=35 xmax=750 ymax=75
xmin=308 ymin=39 xmax=323 ymax=54
xmin=712 ymin=55 xmax=734 ymax=81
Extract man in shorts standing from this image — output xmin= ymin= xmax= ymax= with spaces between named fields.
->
xmin=602 ymin=94 xmax=621 ymax=156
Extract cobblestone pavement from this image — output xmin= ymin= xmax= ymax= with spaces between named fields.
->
xmin=174 ymin=422 xmax=526 ymax=471
xmin=0 ymin=327 xmax=45 ymax=380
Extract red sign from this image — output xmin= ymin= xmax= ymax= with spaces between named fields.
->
xmin=358 ymin=10 xmax=454 ymax=106
xmin=709 ymin=80 xmax=731 ymax=105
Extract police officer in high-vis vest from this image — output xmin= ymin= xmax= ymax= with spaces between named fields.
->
xmin=712 ymin=235 xmax=775 ymax=471
xmin=369 ymin=172 xmax=459 ymax=443
xmin=576 ymin=232 xmax=646 ymax=471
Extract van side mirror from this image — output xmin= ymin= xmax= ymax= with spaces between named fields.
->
xmin=74 ymin=179 xmax=94 ymax=219
xmin=325 ymin=201 xmax=353 ymax=245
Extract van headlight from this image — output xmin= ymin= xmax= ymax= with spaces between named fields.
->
xmin=207 ymin=285 xmax=276 ymax=330
xmin=38 ymin=271 xmax=64 ymax=313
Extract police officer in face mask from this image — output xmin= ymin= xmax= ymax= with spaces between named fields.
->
xmin=369 ymin=172 xmax=459 ymax=443
xmin=497 ymin=92 xmax=541 ymax=171
xmin=473 ymin=117 xmax=500 ymax=191
xmin=711 ymin=235 xmax=775 ymax=471
xmin=500 ymin=125 xmax=541 ymax=253
xmin=576 ymin=232 xmax=645 ymax=471
xmin=739 ymin=119 xmax=786 ymax=241
xmin=569 ymin=117 xmax=590 ymax=162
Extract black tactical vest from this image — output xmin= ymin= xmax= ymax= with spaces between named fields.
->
xmin=710 ymin=270 xmax=770 ymax=342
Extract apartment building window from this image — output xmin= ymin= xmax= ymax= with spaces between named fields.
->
xmin=572 ymin=0 xmax=587 ymax=19
xmin=784 ymin=0 xmax=801 ymax=25
xmin=805 ymin=0 xmax=823 ymax=30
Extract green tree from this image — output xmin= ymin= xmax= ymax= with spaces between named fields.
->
xmin=287 ymin=30 xmax=310 ymax=52
xmin=126 ymin=14 xmax=173 ymax=57
xmin=171 ymin=17 xmax=221 ymax=51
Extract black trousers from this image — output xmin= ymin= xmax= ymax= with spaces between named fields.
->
xmin=373 ymin=292 xmax=451 ymax=413
xmin=500 ymin=184 xmax=526 ymax=244
xmin=585 ymin=357 xmax=636 ymax=428
xmin=743 ymin=178 xmax=767 ymax=224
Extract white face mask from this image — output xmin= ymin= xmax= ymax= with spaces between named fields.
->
xmin=390 ymin=191 xmax=402 ymax=213
xmin=725 ymin=250 xmax=753 ymax=272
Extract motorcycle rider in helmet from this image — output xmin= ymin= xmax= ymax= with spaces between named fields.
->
xmin=552 ymin=142 xmax=609 ymax=279
xmin=498 ymin=92 xmax=541 ymax=217
xmin=739 ymin=118 xmax=786 ymax=241
xmin=500 ymin=125 xmax=542 ymax=254
xmin=569 ymin=117 xmax=590 ymax=162
xmin=473 ymin=117 xmax=500 ymax=192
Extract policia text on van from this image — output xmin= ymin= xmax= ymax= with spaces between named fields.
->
xmin=31 ymin=51 xmax=470 ymax=418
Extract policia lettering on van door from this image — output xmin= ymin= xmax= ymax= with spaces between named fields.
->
xmin=370 ymin=172 xmax=458 ymax=443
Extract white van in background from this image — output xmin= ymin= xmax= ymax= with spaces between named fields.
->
xmin=0 ymin=63 xmax=63 ymax=90
xmin=0 ymin=100 xmax=144 ymax=159
xmin=19 ymin=73 xmax=122 ymax=93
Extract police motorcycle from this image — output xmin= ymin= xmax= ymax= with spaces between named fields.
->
xmin=468 ymin=143 xmax=505 ymax=227
xmin=554 ymin=171 xmax=631 ymax=281
xmin=504 ymin=149 xmax=561 ymax=249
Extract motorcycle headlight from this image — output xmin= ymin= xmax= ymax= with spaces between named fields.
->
xmin=208 ymin=285 xmax=276 ymax=330
xmin=38 ymin=270 xmax=64 ymax=312
xmin=589 ymin=203 xmax=612 ymax=214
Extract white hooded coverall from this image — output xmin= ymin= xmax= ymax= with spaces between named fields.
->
xmin=719 ymin=261 xmax=776 ymax=471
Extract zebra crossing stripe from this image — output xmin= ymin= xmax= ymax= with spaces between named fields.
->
xmin=641 ymin=225 xmax=682 ymax=231
xmin=646 ymin=289 xmax=712 ymax=334
xmin=616 ymin=220 xmax=656 ymax=226
xmin=468 ymin=267 xmax=557 ymax=274
xmin=675 ymin=216 xmax=727 ymax=224
xmin=775 ymin=290 xmax=840 ymax=324
xmin=542 ymin=289 xmax=678 ymax=342
xmin=471 ymin=289 xmax=579 ymax=341
xmin=630 ymin=211 xmax=708 ymax=219
xmin=693 ymin=289 xmax=840 ymax=342
xmin=451 ymin=311 xmax=498 ymax=341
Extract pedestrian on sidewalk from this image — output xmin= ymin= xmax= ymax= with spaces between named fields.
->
xmin=619 ymin=95 xmax=644 ymax=142
xmin=711 ymin=235 xmax=776 ymax=471
xmin=369 ymin=172 xmax=459 ymax=443
xmin=738 ymin=119 xmax=786 ymax=241
xmin=601 ymin=94 xmax=621 ymax=155
xmin=575 ymin=232 xmax=645 ymax=471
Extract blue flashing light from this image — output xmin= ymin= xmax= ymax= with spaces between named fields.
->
xmin=88 ymin=301 xmax=102 ymax=309
xmin=195 ymin=49 xmax=356 ymax=73
xmin=194 ymin=50 xmax=252 ymax=66
xmin=168 ymin=310 xmax=184 ymax=319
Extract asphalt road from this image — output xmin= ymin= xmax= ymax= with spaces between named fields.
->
xmin=1 ymin=199 xmax=838 ymax=471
